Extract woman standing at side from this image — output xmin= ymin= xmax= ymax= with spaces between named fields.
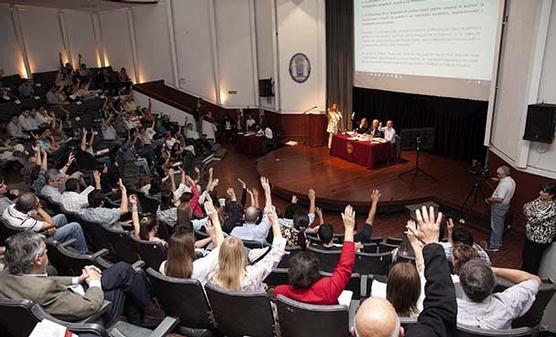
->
xmin=522 ymin=183 xmax=556 ymax=274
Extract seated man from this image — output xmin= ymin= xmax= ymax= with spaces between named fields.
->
xmin=312 ymin=223 xmax=341 ymax=251
xmin=230 ymin=177 xmax=273 ymax=242
xmin=354 ymin=207 xmax=456 ymax=337
xmin=441 ymin=220 xmax=491 ymax=264
xmin=78 ymin=184 xmax=128 ymax=231
xmin=6 ymin=115 xmax=29 ymax=139
xmin=368 ymin=119 xmax=384 ymax=138
xmin=60 ymin=173 xmax=100 ymax=213
xmin=41 ymin=168 xmax=64 ymax=203
xmin=0 ymin=232 xmax=163 ymax=325
xmin=457 ymin=259 xmax=541 ymax=329
xmin=378 ymin=120 xmax=397 ymax=143
xmin=2 ymin=192 xmax=87 ymax=253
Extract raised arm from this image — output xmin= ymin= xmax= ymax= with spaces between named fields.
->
xmin=92 ymin=170 xmax=102 ymax=190
xmin=204 ymin=201 xmax=224 ymax=247
xmin=492 ymin=267 xmax=541 ymax=285
xmin=406 ymin=220 xmax=425 ymax=273
xmin=407 ymin=206 xmax=456 ymax=337
xmin=366 ymin=189 xmax=381 ymax=225
xmin=129 ymin=195 xmax=140 ymax=238
xmin=260 ymin=176 xmax=272 ymax=210
xmin=60 ymin=152 xmax=75 ymax=174
xmin=80 ymin=128 xmax=88 ymax=151
xmin=308 ymin=188 xmax=316 ymax=215
xmin=118 ymin=179 xmax=129 ymax=215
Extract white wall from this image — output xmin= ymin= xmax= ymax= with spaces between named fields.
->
xmin=0 ymin=5 xmax=24 ymax=76
xmin=17 ymin=6 xmax=65 ymax=73
xmin=132 ymin=0 xmax=174 ymax=85
xmin=99 ymin=8 xmax=135 ymax=81
xmin=276 ymin=0 xmax=326 ymax=114
xmin=63 ymin=10 xmax=98 ymax=68
xmin=172 ymin=0 xmax=218 ymax=103
xmin=489 ymin=0 xmax=556 ymax=179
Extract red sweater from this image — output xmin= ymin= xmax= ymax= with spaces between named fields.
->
xmin=274 ymin=241 xmax=355 ymax=305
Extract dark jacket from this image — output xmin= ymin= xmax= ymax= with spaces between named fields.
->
xmin=406 ymin=243 xmax=457 ymax=337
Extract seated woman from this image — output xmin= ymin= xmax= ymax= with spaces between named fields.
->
xmin=355 ymin=118 xmax=370 ymax=134
xmin=156 ymin=190 xmax=177 ymax=227
xmin=273 ymin=205 xmax=356 ymax=305
xmin=159 ymin=201 xmax=224 ymax=285
xmin=208 ymin=206 xmax=285 ymax=291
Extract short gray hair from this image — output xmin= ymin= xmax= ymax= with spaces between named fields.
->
xmin=45 ymin=169 xmax=61 ymax=183
xmin=4 ymin=232 xmax=46 ymax=275
xmin=459 ymin=259 xmax=495 ymax=303
xmin=496 ymin=165 xmax=510 ymax=176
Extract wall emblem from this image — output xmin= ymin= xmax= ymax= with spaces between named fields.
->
xmin=289 ymin=53 xmax=311 ymax=83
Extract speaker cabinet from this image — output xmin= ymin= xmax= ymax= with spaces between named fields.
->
xmin=523 ymin=104 xmax=556 ymax=143
xmin=259 ymin=79 xmax=274 ymax=97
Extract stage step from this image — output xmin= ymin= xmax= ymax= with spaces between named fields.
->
xmin=404 ymin=201 xmax=439 ymax=221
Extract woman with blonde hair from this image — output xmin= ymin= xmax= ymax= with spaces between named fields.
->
xmin=209 ymin=206 xmax=286 ymax=291
xmin=327 ymin=103 xmax=342 ymax=149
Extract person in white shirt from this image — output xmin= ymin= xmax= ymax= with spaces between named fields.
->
xmin=185 ymin=123 xmax=200 ymax=140
xmin=18 ymin=110 xmax=41 ymax=132
xmin=379 ymin=120 xmax=397 ymax=144
xmin=6 ymin=115 xmax=29 ymax=139
xmin=485 ymin=166 xmax=516 ymax=251
xmin=59 ymin=174 xmax=99 ymax=213
xmin=246 ymin=114 xmax=257 ymax=131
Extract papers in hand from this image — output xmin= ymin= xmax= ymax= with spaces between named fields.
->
xmin=337 ymin=290 xmax=353 ymax=307
xmin=30 ymin=319 xmax=78 ymax=337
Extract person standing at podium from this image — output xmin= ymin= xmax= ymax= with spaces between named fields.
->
xmin=327 ymin=103 xmax=342 ymax=148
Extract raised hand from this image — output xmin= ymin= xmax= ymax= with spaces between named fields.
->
xmin=370 ymin=189 xmax=381 ymax=203
xmin=260 ymin=176 xmax=270 ymax=192
xmin=315 ymin=207 xmax=323 ymax=219
xmin=237 ymin=178 xmax=247 ymax=189
xmin=414 ymin=206 xmax=442 ymax=245
xmin=291 ymin=195 xmax=298 ymax=204
xmin=67 ymin=152 xmax=75 ymax=164
xmin=129 ymin=194 xmax=137 ymax=206
xmin=341 ymin=205 xmax=356 ymax=232
xmin=118 ymin=178 xmax=126 ymax=193
xmin=308 ymin=188 xmax=316 ymax=200
xmin=226 ymin=187 xmax=236 ymax=200
xmin=204 ymin=200 xmax=218 ymax=220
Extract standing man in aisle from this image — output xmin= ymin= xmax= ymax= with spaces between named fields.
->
xmin=484 ymin=165 xmax=516 ymax=252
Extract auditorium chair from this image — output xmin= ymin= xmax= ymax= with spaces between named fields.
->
xmin=205 ymin=283 xmax=276 ymax=337
xmin=362 ymin=242 xmax=378 ymax=253
xmin=104 ymin=230 xmax=142 ymax=266
xmin=277 ymin=245 xmax=302 ymax=268
xmin=276 ymin=295 xmax=350 ymax=337
xmin=307 ymin=246 xmax=342 ymax=273
xmin=0 ymin=299 xmax=178 ymax=337
xmin=132 ymin=236 xmax=167 ymax=270
xmin=78 ymin=218 xmax=120 ymax=260
xmin=319 ymin=271 xmax=363 ymax=300
xmin=353 ymin=251 xmax=394 ymax=276
xmin=377 ymin=242 xmax=400 ymax=253
xmin=263 ymin=268 xmax=289 ymax=288
xmin=137 ymin=192 xmax=160 ymax=214
xmin=0 ymin=220 xmax=21 ymax=245
xmin=385 ymin=237 xmax=403 ymax=246
xmin=306 ymin=233 xmax=320 ymax=244
xmin=242 ymin=239 xmax=269 ymax=249
xmin=455 ymin=324 xmax=534 ymax=337
xmin=45 ymin=238 xmax=111 ymax=275
xmin=146 ymin=268 xmax=216 ymax=336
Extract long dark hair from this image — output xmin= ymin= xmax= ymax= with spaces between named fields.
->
xmin=386 ymin=262 xmax=421 ymax=317
xmin=165 ymin=229 xmax=196 ymax=278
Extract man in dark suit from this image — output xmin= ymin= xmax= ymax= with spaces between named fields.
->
xmin=353 ymin=207 xmax=457 ymax=337
xmin=0 ymin=232 xmax=162 ymax=325
xmin=369 ymin=119 xmax=384 ymax=138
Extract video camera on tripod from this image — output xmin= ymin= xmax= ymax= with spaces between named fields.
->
xmin=468 ymin=160 xmax=490 ymax=180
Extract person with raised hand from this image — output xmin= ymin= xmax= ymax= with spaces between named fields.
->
xmin=354 ymin=206 xmax=456 ymax=337
xmin=230 ymin=176 xmax=273 ymax=242
xmin=159 ymin=201 xmax=224 ymax=285
xmin=354 ymin=189 xmax=381 ymax=244
xmin=273 ymin=205 xmax=356 ymax=305
xmin=209 ymin=205 xmax=287 ymax=291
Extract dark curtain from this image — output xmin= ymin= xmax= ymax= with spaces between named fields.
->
xmin=353 ymin=87 xmax=488 ymax=161
xmin=326 ymin=0 xmax=353 ymax=131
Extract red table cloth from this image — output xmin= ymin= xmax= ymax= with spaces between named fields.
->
xmin=330 ymin=134 xmax=394 ymax=169
xmin=236 ymin=134 xmax=265 ymax=158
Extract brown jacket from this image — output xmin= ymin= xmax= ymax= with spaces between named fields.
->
xmin=0 ymin=271 xmax=104 ymax=321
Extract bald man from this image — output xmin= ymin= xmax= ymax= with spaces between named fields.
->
xmin=354 ymin=207 xmax=457 ymax=337
xmin=230 ymin=206 xmax=271 ymax=242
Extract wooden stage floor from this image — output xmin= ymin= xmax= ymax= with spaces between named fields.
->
xmin=257 ymin=145 xmax=492 ymax=225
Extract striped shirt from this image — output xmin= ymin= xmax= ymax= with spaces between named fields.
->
xmin=2 ymin=204 xmax=45 ymax=231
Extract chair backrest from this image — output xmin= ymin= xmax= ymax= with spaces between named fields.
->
xmin=0 ymin=299 xmax=38 ymax=337
xmin=263 ymin=268 xmax=289 ymax=288
xmin=320 ymin=271 xmax=362 ymax=300
xmin=307 ymin=246 xmax=341 ymax=273
xmin=0 ymin=220 xmax=22 ymax=245
xmin=512 ymin=283 xmax=556 ymax=328
xmin=277 ymin=246 xmax=301 ymax=268
xmin=455 ymin=324 xmax=533 ymax=337
xmin=107 ymin=230 xmax=141 ymax=265
xmin=133 ymin=237 xmax=167 ymax=270
xmin=46 ymin=239 xmax=98 ymax=275
xmin=378 ymin=242 xmax=399 ymax=253
xmin=79 ymin=218 xmax=115 ymax=254
xmin=385 ymin=237 xmax=403 ymax=246
xmin=146 ymin=268 xmax=214 ymax=330
xmin=369 ymin=236 xmax=385 ymax=244
xmin=205 ymin=283 xmax=276 ymax=337
xmin=242 ymin=240 xmax=268 ymax=249
xmin=362 ymin=243 xmax=378 ymax=253
xmin=276 ymin=295 xmax=350 ymax=337
xmin=353 ymin=251 xmax=393 ymax=276
xmin=137 ymin=192 xmax=160 ymax=214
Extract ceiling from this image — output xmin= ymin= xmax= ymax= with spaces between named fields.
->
xmin=0 ymin=0 xmax=156 ymax=11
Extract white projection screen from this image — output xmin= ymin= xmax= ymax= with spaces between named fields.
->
xmin=354 ymin=0 xmax=503 ymax=101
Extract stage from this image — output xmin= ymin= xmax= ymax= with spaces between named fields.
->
xmin=257 ymin=145 xmax=493 ymax=227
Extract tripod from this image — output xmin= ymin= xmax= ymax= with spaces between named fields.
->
xmin=398 ymin=137 xmax=437 ymax=187
xmin=461 ymin=177 xmax=490 ymax=215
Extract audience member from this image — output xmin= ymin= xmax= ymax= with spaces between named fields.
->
xmin=79 ymin=182 xmax=128 ymax=231
xmin=2 ymin=192 xmax=87 ymax=253
xmin=230 ymin=177 xmax=272 ymax=242
xmin=441 ymin=219 xmax=491 ymax=264
xmin=458 ymin=259 xmax=541 ymax=329
xmin=17 ymin=79 xmax=34 ymax=98
xmin=274 ymin=204 xmax=356 ymax=305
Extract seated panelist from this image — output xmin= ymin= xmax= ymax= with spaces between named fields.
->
xmin=369 ymin=119 xmax=384 ymax=138
xmin=355 ymin=118 xmax=370 ymax=134
xmin=378 ymin=120 xmax=397 ymax=143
